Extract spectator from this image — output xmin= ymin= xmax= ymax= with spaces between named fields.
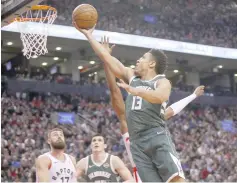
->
xmin=45 ymin=0 xmax=237 ymax=48
xmin=1 ymin=92 xmax=237 ymax=182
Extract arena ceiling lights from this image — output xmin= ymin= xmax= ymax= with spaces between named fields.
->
xmin=6 ymin=41 xmax=13 ymax=45
xmin=42 ymin=62 xmax=47 ymax=66
xmin=55 ymin=47 xmax=62 ymax=51
xmin=53 ymin=57 xmax=59 ymax=61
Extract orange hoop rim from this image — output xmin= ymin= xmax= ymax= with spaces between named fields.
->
xmin=14 ymin=5 xmax=57 ymax=22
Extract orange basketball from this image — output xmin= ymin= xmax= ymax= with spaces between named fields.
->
xmin=72 ymin=4 xmax=98 ymax=29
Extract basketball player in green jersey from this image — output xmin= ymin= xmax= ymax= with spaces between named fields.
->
xmin=103 ymin=61 xmax=204 ymax=183
xmin=100 ymin=37 xmax=204 ymax=182
xmin=76 ymin=134 xmax=134 ymax=182
xmin=74 ymin=24 xmax=190 ymax=182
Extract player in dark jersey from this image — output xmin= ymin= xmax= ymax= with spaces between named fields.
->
xmin=74 ymin=23 xmax=207 ymax=182
xmin=101 ymin=37 xmax=205 ymax=182
xmin=76 ymin=134 xmax=134 ymax=182
xmin=74 ymin=25 xmax=187 ymax=182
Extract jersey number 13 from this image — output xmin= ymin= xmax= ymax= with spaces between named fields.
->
xmin=131 ymin=96 xmax=142 ymax=110
xmin=131 ymin=96 xmax=167 ymax=116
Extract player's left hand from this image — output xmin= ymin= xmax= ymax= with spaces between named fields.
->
xmin=117 ymin=79 xmax=137 ymax=95
xmin=101 ymin=36 xmax=115 ymax=54
xmin=72 ymin=21 xmax=96 ymax=36
xmin=193 ymin=85 xmax=205 ymax=97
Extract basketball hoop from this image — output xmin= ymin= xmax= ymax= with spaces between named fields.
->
xmin=14 ymin=5 xmax=57 ymax=59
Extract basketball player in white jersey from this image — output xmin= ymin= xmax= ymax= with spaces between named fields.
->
xmin=76 ymin=134 xmax=135 ymax=182
xmin=35 ymin=128 xmax=77 ymax=182
xmin=101 ymin=36 xmax=205 ymax=182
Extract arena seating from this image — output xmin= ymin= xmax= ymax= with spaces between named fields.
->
xmin=4 ymin=74 xmax=235 ymax=97
xmin=47 ymin=0 xmax=237 ymax=48
xmin=1 ymin=1 xmax=237 ymax=182
xmin=1 ymin=92 xmax=237 ymax=182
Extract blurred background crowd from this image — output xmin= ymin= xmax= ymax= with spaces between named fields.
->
xmin=1 ymin=91 xmax=237 ymax=182
xmin=47 ymin=0 xmax=237 ymax=48
xmin=1 ymin=0 xmax=237 ymax=182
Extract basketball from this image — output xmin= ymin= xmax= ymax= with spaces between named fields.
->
xmin=72 ymin=4 xmax=98 ymax=29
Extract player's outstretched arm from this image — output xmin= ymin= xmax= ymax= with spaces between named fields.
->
xmin=112 ymin=156 xmax=135 ymax=182
xmin=73 ymin=24 xmax=134 ymax=83
xmin=118 ymin=78 xmax=171 ymax=104
xmin=35 ymin=156 xmax=51 ymax=182
xmin=164 ymin=85 xmax=205 ymax=120
xmin=101 ymin=39 xmax=128 ymax=134
xmin=76 ymin=158 xmax=86 ymax=178
xmin=104 ymin=64 xmax=128 ymax=134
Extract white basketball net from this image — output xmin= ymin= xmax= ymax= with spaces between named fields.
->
xmin=15 ymin=6 xmax=57 ymax=59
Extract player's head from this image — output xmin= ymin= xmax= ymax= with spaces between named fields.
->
xmin=47 ymin=128 xmax=66 ymax=150
xmin=91 ymin=134 xmax=107 ymax=153
xmin=135 ymin=49 xmax=168 ymax=76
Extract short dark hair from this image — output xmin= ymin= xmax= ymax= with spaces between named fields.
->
xmin=92 ymin=134 xmax=106 ymax=142
xmin=149 ymin=49 xmax=168 ymax=74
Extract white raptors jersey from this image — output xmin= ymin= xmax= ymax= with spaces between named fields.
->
xmin=37 ymin=152 xmax=77 ymax=183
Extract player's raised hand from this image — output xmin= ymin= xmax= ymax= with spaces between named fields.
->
xmin=117 ymin=79 xmax=137 ymax=95
xmin=193 ymin=85 xmax=205 ymax=97
xmin=72 ymin=21 xmax=96 ymax=36
xmin=101 ymin=36 xmax=115 ymax=54
xmin=117 ymin=79 xmax=129 ymax=90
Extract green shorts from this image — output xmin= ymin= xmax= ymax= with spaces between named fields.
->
xmin=130 ymin=127 xmax=185 ymax=182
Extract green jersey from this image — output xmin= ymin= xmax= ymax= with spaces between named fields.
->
xmin=125 ymin=75 xmax=168 ymax=139
xmin=85 ymin=153 xmax=120 ymax=182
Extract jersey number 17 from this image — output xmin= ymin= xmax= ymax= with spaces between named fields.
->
xmin=61 ymin=177 xmax=69 ymax=183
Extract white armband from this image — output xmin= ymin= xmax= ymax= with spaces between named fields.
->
xmin=169 ymin=94 xmax=196 ymax=116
